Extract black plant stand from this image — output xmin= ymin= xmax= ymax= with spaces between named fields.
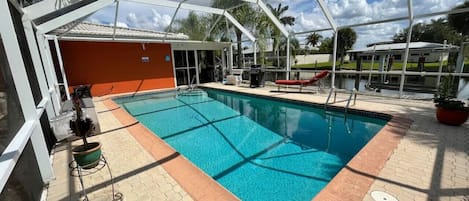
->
xmin=69 ymin=155 xmax=123 ymax=201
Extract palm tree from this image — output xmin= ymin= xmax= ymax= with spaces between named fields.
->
xmin=173 ymin=11 xmax=209 ymax=40
xmin=279 ymin=35 xmax=300 ymax=63
xmin=211 ymin=0 xmax=255 ymax=68
xmin=305 ymin=32 xmax=322 ymax=52
xmin=267 ymin=3 xmax=295 ymax=65
xmin=334 ymin=28 xmax=357 ymax=66
xmin=448 ymin=1 xmax=469 ymax=35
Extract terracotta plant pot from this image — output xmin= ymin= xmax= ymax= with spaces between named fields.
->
xmin=72 ymin=142 xmax=102 ymax=169
xmin=436 ymin=106 xmax=469 ymax=126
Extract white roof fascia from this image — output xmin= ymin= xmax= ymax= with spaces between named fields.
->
xmin=224 ymin=11 xmax=256 ymax=42
xmin=254 ymin=0 xmax=289 ymax=37
xmin=316 ymin=0 xmax=337 ymax=32
xmin=36 ymin=0 xmax=114 ymax=34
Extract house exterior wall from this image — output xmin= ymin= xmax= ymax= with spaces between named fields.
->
xmin=295 ymin=54 xmax=332 ymax=64
xmin=351 ymin=52 xmax=447 ymax=63
xmin=294 ymin=54 xmax=350 ymax=65
xmin=60 ymin=41 xmax=175 ymax=96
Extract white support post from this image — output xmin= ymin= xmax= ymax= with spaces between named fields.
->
xmin=229 ymin=43 xmax=234 ymax=72
xmin=331 ymin=31 xmax=338 ymax=88
xmin=399 ymin=0 xmax=414 ymax=98
xmin=194 ymin=50 xmax=200 ymax=84
xmin=0 ymin=0 xmax=53 ymax=189
xmin=368 ymin=45 xmax=376 ymax=85
xmin=222 ymin=48 xmax=227 ymax=77
xmin=253 ymin=41 xmax=257 ymax=65
xmin=436 ymin=40 xmax=447 ymax=88
xmin=30 ymin=123 xmax=55 ymax=183
xmin=36 ymin=34 xmax=61 ymax=115
xmin=170 ymin=45 xmax=177 ymax=87
xmin=112 ymin=0 xmax=120 ymax=40
xmin=22 ymin=18 xmax=55 ymax=118
xmin=286 ymin=37 xmax=290 ymax=80
xmin=53 ymin=36 xmax=71 ymax=100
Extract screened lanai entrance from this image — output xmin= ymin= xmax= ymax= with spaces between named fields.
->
xmin=172 ymin=42 xmax=229 ymax=86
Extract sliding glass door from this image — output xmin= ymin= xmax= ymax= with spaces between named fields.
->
xmin=174 ymin=50 xmax=198 ymax=86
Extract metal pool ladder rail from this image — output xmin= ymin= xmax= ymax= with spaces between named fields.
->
xmin=324 ymin=87 xmax=357 ymax=119
xmin=344 ymin=88 xmax=357 ymax=120
xmin=324 ymin=87 xmax=335 ymax=110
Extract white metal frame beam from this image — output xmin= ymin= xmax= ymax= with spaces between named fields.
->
xmin=0 ymin=0 xmax=54 ymax=190
xmin=126 ymin=0 xmax=255 ymax=42
xmin=35 ymin=0 xmax=114 ymax=34
xmin=316 ymin=0 xmax=337 ymax=32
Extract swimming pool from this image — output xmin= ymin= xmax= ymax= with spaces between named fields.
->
xmin=114 ymin=88 xmax=387 ymax=201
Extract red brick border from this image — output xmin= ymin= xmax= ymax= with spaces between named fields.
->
xmin=313 ymin=115 xmax=412 ymax=200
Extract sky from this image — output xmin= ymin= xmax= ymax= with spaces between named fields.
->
xmin=86 ymin=0 xmax=465 ymax=49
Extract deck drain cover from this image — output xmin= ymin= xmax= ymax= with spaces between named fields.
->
xmin=371 ymin=191 xmax=398 ymax=201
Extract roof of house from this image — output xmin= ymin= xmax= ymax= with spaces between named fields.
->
xmin=348 ymin=42 xmax=459 ymax=53
xmin=49 ymin=21 xmax=189 ymax=40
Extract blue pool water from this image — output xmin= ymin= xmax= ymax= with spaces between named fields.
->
xmin=114 ymin=89 xmax=387 ymax=201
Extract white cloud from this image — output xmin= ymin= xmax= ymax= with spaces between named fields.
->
xmin=114 ymin=22 xmax=129 ymax=28
xmin=85 ymin=0 xmax=465 ymax=48
xmin=288 ymin=0 xmax=465 ymax=48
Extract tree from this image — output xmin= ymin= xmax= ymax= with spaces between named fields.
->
xmin=211 ymin=0 xmax=256 ymax=68
xmin=393 ymin=18 xmax=464 ymax=44
xmin=334 ymin=28 xmax=357 ymax=66
xmin=267 ymin=3 xmax=295 ymax=66
xmin=279 ymin=35 xmax=300 ymax=66
xmin=319 ymin=37 xmax=333 ymax=53
xmin=173 ymin=11 xmax=209 ymax=40
xmin=448 ymin=1 xmax=469 ymax=35
xmin=305 ymin=32 xmax=322 ymax=49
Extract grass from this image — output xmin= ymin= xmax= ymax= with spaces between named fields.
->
xmin=292 ymin=61 xmax=469 ymax=72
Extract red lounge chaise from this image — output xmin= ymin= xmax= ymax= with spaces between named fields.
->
xmin=275 ymin=70 xmax=329 ymax=92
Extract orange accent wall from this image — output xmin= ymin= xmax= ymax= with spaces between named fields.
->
xmin=60 ymin=41 xmax=175 ymax=96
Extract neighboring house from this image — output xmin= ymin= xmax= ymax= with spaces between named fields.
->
xmin=348 ymin=42 xmax=459 ymax=63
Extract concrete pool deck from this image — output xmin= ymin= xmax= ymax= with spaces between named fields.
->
xmin=46 ymin=83 xmax=469 ymax=201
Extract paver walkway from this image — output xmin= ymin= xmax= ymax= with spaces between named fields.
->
xmin=46 ymin=101 xmax=193 ymax=201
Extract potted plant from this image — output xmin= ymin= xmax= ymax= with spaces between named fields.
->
xmin=70 ymin=96 xmax=101 ymax=168
xmin=434 ymin=75 xmax=469 ymax=126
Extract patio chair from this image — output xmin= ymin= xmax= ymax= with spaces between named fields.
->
xmin=275 ymin=70 xmax=329 ymax=92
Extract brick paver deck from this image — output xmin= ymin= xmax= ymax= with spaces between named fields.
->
xmin=46 ymin=83 xmax=468 ymax=201
xmin=46 ymin=101 xmax=193 ymax=201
